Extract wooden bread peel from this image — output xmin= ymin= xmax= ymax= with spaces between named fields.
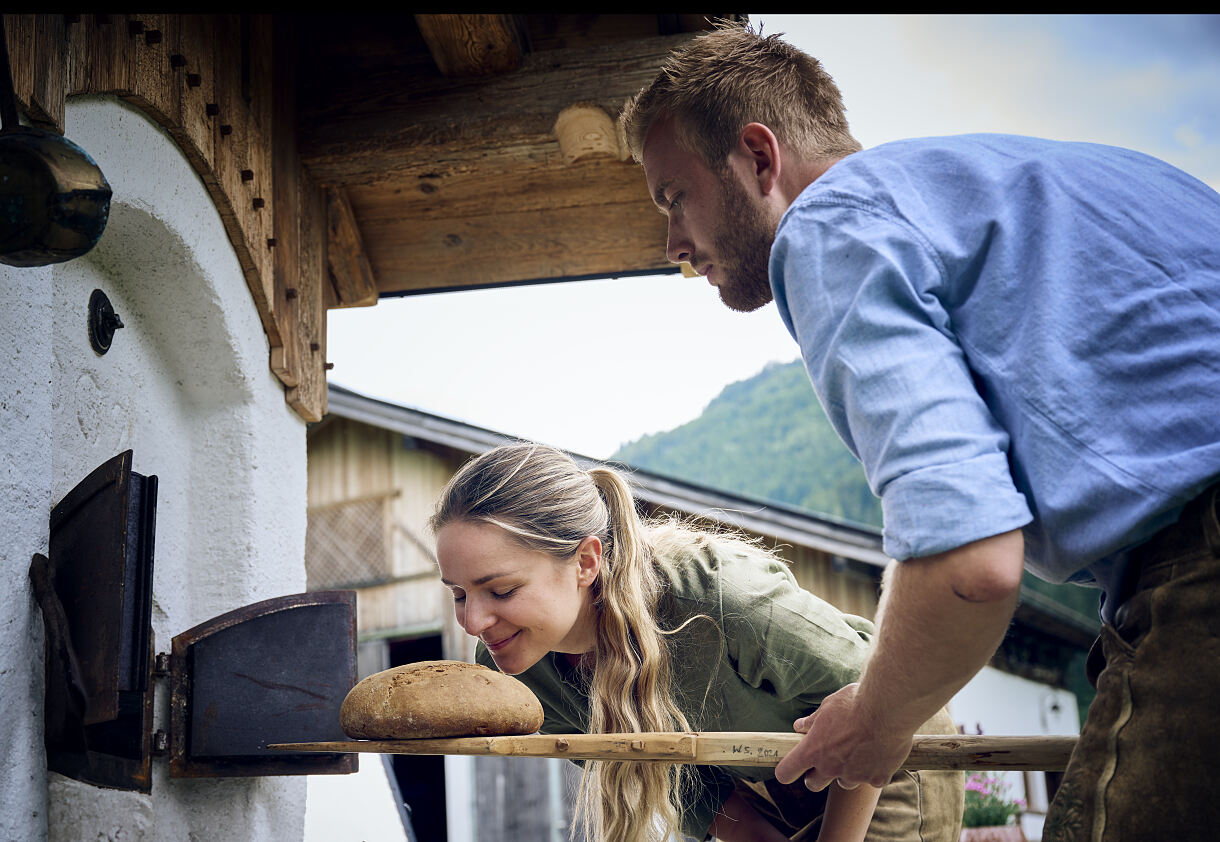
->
xmin=269 ymin=732 xmax=1076 ymax=771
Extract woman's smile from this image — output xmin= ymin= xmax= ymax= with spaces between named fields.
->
xmin=484 ymin=630 xmax=520 ymax=652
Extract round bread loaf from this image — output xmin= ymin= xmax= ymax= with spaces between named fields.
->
xmin=340 ymin=660 xmax=544 ymax=739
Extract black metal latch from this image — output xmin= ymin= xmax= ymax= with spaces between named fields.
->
xmin=30 ymin=450 xmax=356 ymax=793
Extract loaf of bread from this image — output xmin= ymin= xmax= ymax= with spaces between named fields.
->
xmin=340 ymin=660 xmax=545 ymax=739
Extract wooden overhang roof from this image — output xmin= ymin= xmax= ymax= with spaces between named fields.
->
xmin=298 ymin=14 xmax=737 ymax=297
xmin=6 ymin=14 xmax=737 ymax=422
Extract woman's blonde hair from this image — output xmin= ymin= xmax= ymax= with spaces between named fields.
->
xmin=429 ymin=443 xmax=694 ymax=842
xmin=621 ymin=20 xmax=861 ymax=168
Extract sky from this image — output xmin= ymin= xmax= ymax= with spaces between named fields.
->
xmin=325 ymin=14 xmax=1220 ymax=459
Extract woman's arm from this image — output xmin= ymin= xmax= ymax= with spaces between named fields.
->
xmin=817 ymin=783 xmax=882 ymax=842
xmin=706 ymin=791 xmax=789 ymax=842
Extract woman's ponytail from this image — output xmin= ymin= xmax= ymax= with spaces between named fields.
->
xmin=580 ymin=467 xmax=691 ymax=842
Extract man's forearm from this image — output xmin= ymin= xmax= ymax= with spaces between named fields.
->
xmin=774 ymin=528 xmax=1025 ymax=790
xmin=856 ymin=529 xmax=1024 ymax=735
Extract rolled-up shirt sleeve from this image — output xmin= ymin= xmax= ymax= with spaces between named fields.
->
xmin=771 ymin=198 xmax=1033 ymax=560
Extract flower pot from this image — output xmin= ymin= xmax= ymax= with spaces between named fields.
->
xmin=960 ymin=826 xmax=1026 ymax=842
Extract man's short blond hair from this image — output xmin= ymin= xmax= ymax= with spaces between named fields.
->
xmin=622 ymin=22 xmax=861 ymax=167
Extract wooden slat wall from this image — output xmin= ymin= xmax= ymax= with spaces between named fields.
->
xmin=4 ymin=13 xmax=328 ymax=421
xmin=780 ymin=544 xmax=881 ymax=621
xmin=389 ymin=445 xmax=454 ymax=576
xmin=307 ymin=420 xmax=397 ymax=505
xmin=307 ymin=419 xmax=467 ymax=638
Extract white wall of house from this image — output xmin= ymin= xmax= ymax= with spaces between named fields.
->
xmin=951 ymin=666 xmax=1081 ymax=841
xmin=1 ymin=95 xmax=310 ymax=840
xmin=1 ymin=258 xmax=55 ymax=842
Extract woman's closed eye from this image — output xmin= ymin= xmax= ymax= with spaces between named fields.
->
xmin=451 ymin=586 xmax=516 ymax=603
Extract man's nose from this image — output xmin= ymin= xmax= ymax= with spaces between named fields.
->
xmin=666 ymin=219 xmax=692 ymax=265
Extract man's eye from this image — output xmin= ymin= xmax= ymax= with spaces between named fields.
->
xmin=669 ymin=194 xmax=682 ymax=210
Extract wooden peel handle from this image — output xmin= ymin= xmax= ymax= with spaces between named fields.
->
xmin=269 ymin=732 xmax=1077 ymax=771
xmin=692 ymin=733 xmax=1077 ymax=771
xmin=906 ymin=734 xmax=1076 ymax=771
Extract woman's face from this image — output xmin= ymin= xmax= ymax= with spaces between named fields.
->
xmin=436 ymin=520 xmax=600 ymax=676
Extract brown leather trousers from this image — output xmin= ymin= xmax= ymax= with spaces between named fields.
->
xmin=1042 ymin=484 xmax=1220 ymax=841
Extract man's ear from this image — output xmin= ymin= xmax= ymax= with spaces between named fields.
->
xmin=737 ymin=122 xmax=782 ymax=195
xmin=575 ymin=536 xmax=602 ymax=587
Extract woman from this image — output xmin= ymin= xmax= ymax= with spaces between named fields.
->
xmin=431 ymin=443 xmax=963 ymax=842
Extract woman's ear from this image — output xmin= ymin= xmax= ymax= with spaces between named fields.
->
xmin=575 ymin=536 xmax=602 ymax=587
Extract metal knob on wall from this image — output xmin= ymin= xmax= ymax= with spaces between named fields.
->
xmin=0 ymin=18 xmax=112 ymax=267
xmin=88 ymin=288 xmax=124 ymax=355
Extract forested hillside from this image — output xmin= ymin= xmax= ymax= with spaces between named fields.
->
xmin=612 ymin=358 xmax=1103 ymax=631
xmin=612 ymin=359 xmax=882 ymax=527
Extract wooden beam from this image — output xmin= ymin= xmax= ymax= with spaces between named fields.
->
xmin=271 ymin=15 xmax=302 ymax=390
xmin=362 ymin=208 xmax=669 ymax=294
xmin=413 ymin=14 xmax=526 ymax=77
xmin=345 ymin=156 xmax=670 ymax=293
xmin=325 ymin=188 xmax=378 ymax=308
xmin=285 ymin=169 xmax=328 ymax=422
xmin=299 ymin=33 xmax=699 ymax=185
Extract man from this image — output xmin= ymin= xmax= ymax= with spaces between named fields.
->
xmin=621 ymin=23 xmax=1220 ymax=841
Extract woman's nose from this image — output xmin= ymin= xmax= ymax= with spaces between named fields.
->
xmin=460 ymin=597 xmax=495 ymax=637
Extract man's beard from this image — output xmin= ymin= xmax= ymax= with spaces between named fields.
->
xmin=709 ymin=170 xmax=776 ymax=313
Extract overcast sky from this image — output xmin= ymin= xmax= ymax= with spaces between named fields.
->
xmin=325 ymin=14 xmax=1220 ymax=459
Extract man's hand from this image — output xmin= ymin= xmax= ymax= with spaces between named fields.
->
xmin=775 ymin=683 xmax=912 ymax=791
xmin=774 ymin=529 xmax=1024 ymax=794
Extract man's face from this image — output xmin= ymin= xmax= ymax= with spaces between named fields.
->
xmin=642 ymin=119 xmax=775 ymax=312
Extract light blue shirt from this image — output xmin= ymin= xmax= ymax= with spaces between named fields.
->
xmin=771 ymin=134 xmax=1220 ymax=620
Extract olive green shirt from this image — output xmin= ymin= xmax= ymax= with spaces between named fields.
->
xmin=476 ymin=535 xmax=875 ymax=838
